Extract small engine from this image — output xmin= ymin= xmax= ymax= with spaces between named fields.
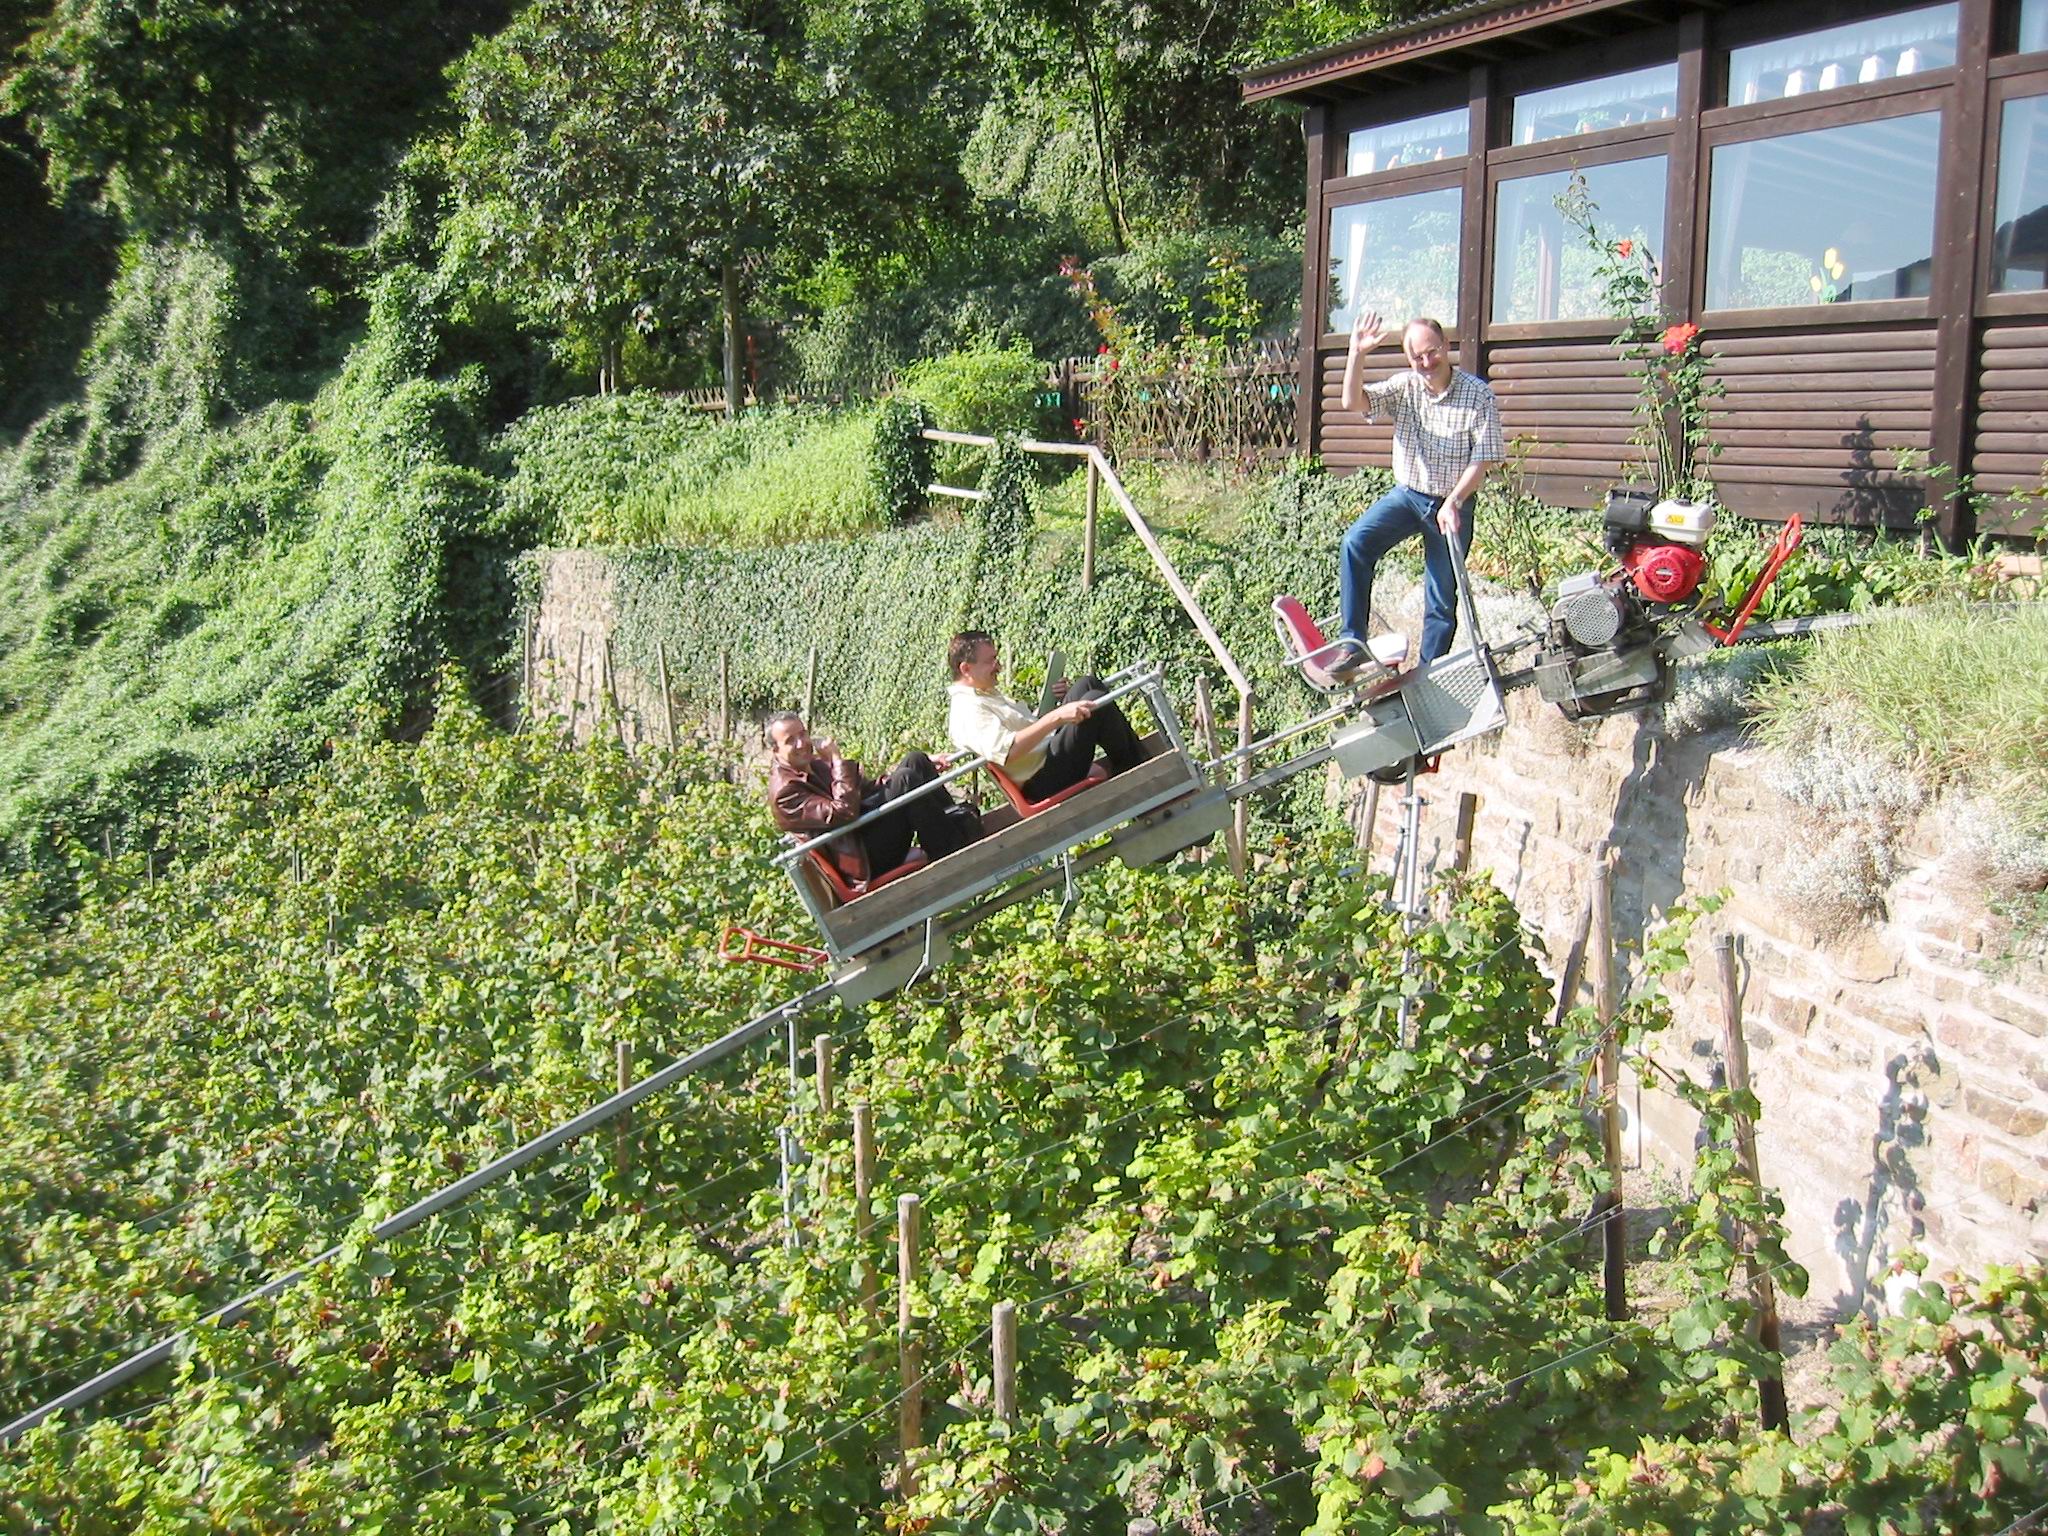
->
xmin=1531 ymin=490 xmax=1721 ymax=720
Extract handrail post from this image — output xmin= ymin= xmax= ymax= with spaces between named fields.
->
xmin=1082 ymin=456 xmax=1098 ymax=591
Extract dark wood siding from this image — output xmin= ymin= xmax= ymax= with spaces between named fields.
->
xmin=1969 ymin=320 xmax=2048 ymax=535
xmin=1698 ymin=326 xmax=1939 ymax=525
xmin=1318 ymin=346 xmax=1396 ymax=474
xmin=1488 ymin=338 xmax=1647 ymax=507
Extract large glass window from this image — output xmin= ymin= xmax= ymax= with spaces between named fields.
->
xmin=1728 ymin=4 xmax=1957 ymax=105
xmin=2022 ymin=0 xmax=2048 ymax=54
xmin=1327 ymin=188 xmax=1463 ymax=332
xmin=1512 ymin=63 xmax=1679 ymax=145
xmin=1705 ymin=112 xmax=1941 ymax=309
xmin=1494 ymin=156 xmax=1668 ymax=323
xmin=1993 ymin=95 xmax=2048 ymax=291
xmin=1345 ymin=107 xmax=1469 ymax=176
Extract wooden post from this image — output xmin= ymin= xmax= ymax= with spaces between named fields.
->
xmin=897 ymin=1193 xmax=922 ymax=1489
xmin=614 ymin=1040 xmax=631 ymax=1180
xmin=1451 ymin=792 xmax=1478 ymax=874
xmin=1588 ymin=846 xmax=1627 ymax=1321
xmin=717 ymin=651 xmax=732 ymax=746
xmin=804 ymin=645 xmax=819 ymax=720
xmin=655 ymin=641 xmax=677 ymax=751
xmin=1228 ymin=692 xmax=1253 ymax=882
xmin=814 ymin=1034 xmax=835 ymax=1117
xmin=853 ymin=1103 xmax=881 ymax=1335
xmin=1716 ymin=936 xmax=1790 ymax=1432
xmin=1082 ymin=457 xmax=1098 ymax=591
xmin=567 ymin=631 xmax=587 ymax=742
xmin=602 ymin=636 xmax=631 ymax=751
xmin=1192 ymin=676 xmax=1221 ymax=862
xmin=522 ymin=612 xmax=536 ymax=728
xmin=992 ymin=1300 xmax=1018 ymax=1426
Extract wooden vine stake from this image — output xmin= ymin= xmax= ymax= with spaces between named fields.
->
xmin=897 ymin=1193 xmax=923 ymax=1492
xmin=804 ymin=645 xmax=819 ymax=720
xmin=655 ymin=641 xmax=677 ymax=751
xmin=613 ymin=1040 xmax=632 ymax=1179
xmin=1192 ymin=676 xmax=1220 ymax=862
xmin=813 ymin=1035 xmax=835 ymax=1200
xmin=1587 ymin=844 xmax=1628 ymax=1321
xmin=852 ymin=1103 xmax=881 ymax=1341
xmin=1451 ymin=791 xmax=1478 ymax=874
xmin=717 ymin=650 xmax=733 ymax=782
xmin=992 ymin=1300 xmax=1018 ymax=1426
xmin=1715 ymin=936 xmax=1790 ymax=1432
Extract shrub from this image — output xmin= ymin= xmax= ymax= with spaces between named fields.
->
xmin=867 ymin=396 xmax=934 ymax=527
xmin=900 ymin=341 xmax=1052 ymax=441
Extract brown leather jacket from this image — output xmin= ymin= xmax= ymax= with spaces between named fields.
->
xmin=768 ymin=756 xmax=871 ymax=883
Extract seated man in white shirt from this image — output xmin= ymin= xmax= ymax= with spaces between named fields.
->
xmin=944 ymin=630 xmax=1150 ymax=801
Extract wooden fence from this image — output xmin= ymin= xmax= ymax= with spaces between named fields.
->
xmin=672 ymin=335 xmax=1304 ymax=464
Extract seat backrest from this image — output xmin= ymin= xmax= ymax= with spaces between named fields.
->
xmin=1272 ymin=594 xmax=1350 ymax=693
xmin=987 ymin=759 xmax=1108 ymax=817
xmin=803 ymin=847 xmax=860 ymax=906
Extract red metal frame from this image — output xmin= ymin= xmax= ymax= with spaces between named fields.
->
xmin=719 ymin=925 xmax=829 ymax=972
xmin=1705 ymin=514 xmax=1804 ymax=646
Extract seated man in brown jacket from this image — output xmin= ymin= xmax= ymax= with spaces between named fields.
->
xmin=765 ymin=711 xmax=983 ymax=888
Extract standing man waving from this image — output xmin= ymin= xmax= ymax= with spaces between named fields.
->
xmin=1335 ymin=310 xmax=1505 ymax=665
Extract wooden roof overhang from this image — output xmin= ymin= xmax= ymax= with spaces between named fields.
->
xmin=1241 ymin=0 xmax=1702 ymax=104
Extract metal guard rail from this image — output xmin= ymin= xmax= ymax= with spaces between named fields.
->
xmin=919 ymin=430 xmax=1254 ymax=873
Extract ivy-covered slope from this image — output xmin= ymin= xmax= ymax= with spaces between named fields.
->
xmin=0 ymin=251 xmax=533 ymax=880
xmin=3 ymin=692 xmax=2043 ymax=1533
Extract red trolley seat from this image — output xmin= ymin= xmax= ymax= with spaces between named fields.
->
xmin=804 ymin=846 xmax=930 ymax=907
xmin=986 ymin=759 xmax=1110 ymax=819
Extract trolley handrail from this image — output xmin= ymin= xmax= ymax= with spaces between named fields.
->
xmin=921 ymin=430 xmax=1255 ymax=870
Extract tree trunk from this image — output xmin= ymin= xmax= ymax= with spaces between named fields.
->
xmin=722 ymin=262 xmax=743 ymax=420
xmin=1068 ymin=7 xmax=1130 ymax=252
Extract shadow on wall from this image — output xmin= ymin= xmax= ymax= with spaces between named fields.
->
xmin=1833 ymin=1044 xmax=1934 ymax=1311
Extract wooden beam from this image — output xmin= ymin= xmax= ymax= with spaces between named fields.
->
xmin=1930 ymin=0 xmax=1993 ymax=549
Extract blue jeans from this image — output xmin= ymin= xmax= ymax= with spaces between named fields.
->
xmin=1338 ymin=484 xmax=1475 ymax=663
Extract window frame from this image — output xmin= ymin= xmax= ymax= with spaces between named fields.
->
xmin=1694 ymin=87 xmax=1950 ymax=327
xmin=1327 ymin=79 xmax=1472 ymax=184
xmin=1979 ymin=75 xmax=2048 ymax=314
xmin=1318 ymin=173 xmax=1469 ymax=347
xmin=1709 ymin=0 xmax=1963 ymax=107
xmin=1483 ymin=137 xmax=1677 ymax=342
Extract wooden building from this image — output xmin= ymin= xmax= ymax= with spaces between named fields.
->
xmin=1243 ymin=0 xmax=2048 ymax=539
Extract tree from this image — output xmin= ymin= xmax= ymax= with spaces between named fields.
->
xmin=444 ymin=0 xmax=818 ymax=409
xmin=1 ymin=0 xmax=507 ymax=257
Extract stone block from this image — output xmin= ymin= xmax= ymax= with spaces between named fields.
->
xmin=1962 ymin=1086 xmax=2048 ymax=1141
xmin=1832 ymin=933 xmax=1904 ymax=985
xmin=1977 ymin=1155 xmax=2048 ymax=1214
xmin=1988 ymin=985 xmax=2048 ymax=1039
xmin=1765 ymin=990 xmax=1817 ymax=1037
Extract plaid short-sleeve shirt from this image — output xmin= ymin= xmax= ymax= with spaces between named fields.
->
xmin=1361 ymin=367 xmax=1506 ymax=498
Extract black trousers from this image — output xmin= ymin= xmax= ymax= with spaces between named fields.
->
xmin=860 ymin=751 xmax=977 ymax=873
xmin=1018 ymin=674 xmax=1150 ymax=800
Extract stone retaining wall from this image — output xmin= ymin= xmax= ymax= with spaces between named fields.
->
xmin=1348 ymin=690 xmax=2047 ymax=1303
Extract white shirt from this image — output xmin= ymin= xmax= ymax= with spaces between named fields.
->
xmin=947 ymin=680 xmax=1048 ymax=782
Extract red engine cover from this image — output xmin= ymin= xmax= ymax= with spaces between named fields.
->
xmin=1622 ymin=539 xmax=1706 ymax=604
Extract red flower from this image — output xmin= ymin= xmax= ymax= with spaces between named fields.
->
xmin=1108 ymin=357 xmax=1119 ymax=372
xmin=1097 ymin=345 xmax=1109 ymax=355
xmin=1660 ymin=322 xmax=1701 ymax=356
xmin=1615 ymin=239 xmax=1633 ymax=258
xmin=1072 ymin=417 xmax=1087 ymax=434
